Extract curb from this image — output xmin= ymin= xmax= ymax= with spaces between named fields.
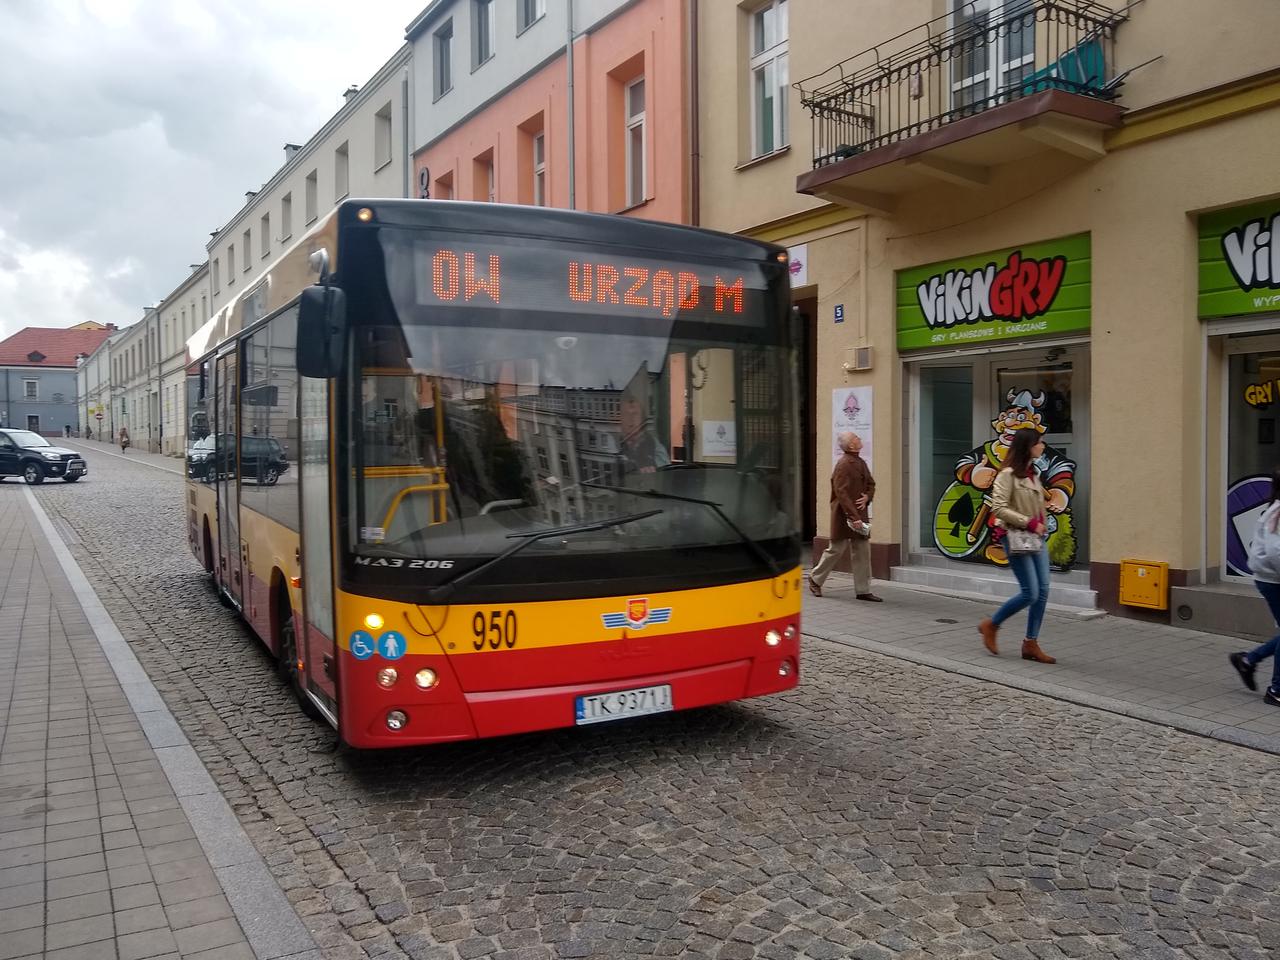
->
xmin=806 ymin=628 xmax=1280 ymax=757
xmin=22 ymin=485 xmax=321 ymax=960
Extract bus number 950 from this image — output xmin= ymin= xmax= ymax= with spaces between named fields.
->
xmin=472 ymin=610 xmax=518 ymax=650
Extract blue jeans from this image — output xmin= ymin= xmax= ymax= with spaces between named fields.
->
xmin=1247 ymin=580 xmax=1280 ymax=692
xmin=992 ymin=547 xmax=1051 ymax=640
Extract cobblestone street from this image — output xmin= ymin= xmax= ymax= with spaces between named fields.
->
xmin=10 ymin=444 xmax=1280 ymax=960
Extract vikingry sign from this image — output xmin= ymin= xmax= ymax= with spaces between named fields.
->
xmin=896 ymin=234 xmax=1091 ymax=352
xmin=1199 ymin=199 xmax=1280 ymax=318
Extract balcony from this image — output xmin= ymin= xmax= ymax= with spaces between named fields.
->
xmin=795 ymin=0 xmax=1131 ymax=214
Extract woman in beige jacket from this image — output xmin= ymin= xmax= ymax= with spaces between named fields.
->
xmin=977 ymin=428 xmax=1056 ymax=664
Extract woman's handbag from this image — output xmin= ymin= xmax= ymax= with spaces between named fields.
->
xmin=1004 ymin=527 xmax=1043 ymax=556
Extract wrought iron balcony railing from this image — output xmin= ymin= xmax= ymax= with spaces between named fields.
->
xmin=797 ymin=0 xmax=1129 ymax=169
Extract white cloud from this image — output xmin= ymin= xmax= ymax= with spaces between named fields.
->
xmin=0 ymin=0 xmax=422 ymax=341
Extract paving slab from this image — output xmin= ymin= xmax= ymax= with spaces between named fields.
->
xmin=0 ymin=491 xmax=317 ymax=959
xmin=805 ymin=570 xmax=1280 ymax=753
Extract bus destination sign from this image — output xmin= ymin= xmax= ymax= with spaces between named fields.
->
xmin=401 ymin=240 xmax=769 ymax=323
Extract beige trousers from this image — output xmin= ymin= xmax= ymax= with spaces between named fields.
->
xmin=811 ymin=535 xmax=871 ymax=594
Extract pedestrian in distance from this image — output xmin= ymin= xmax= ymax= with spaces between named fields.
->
xmin=978 ymin=427 xmax=1056 ymax=663
xmin=64 ymin=424 xmax=71 ymax=437
xmin=808 ymin=431 xmax=882 ymax=602
xmin=119 ymin=426 xmax=130 ymax=452
xmin=1230 ymin=467 xmax=1280 ymax=706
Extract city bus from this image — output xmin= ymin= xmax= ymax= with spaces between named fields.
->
xmin=185 ymin=199 xmax=802 ymax=748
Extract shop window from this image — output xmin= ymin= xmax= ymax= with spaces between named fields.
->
xmin=1226 ymin=347 xmax=1280 ymax=576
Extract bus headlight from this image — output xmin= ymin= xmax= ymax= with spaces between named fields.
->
xmin=364 ymin=613 xmax=385 ymax=631
xmin=778 ymin=659 xmax=794 ymax=677
xmin=376 ymin=668 xmax=398 ymax=688
xmin=414 ymin=668 xmax=439 ymax=689
xmin=784 ymin=625 xmax=797 ymax=642
xmin=386 ymin=710 xmax=408 ymax=731
xmin=764 ymin=630 xmax=781 ymax=647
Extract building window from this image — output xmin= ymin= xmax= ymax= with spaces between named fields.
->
xmin=23 ymin=379 xmax=37 ymax=401
xmin=474 ymin=150 xmax=495 ymax=202
xmin=473 ymin=0 xmax=495 ymax=68
xmin=260 ymin=213 xmax=270 ymax=258
xmin=305 ymin=169 xmax=318 ymax=223
xmin=434 ymin=20 xmax=454 ymax=99
xmin=281 ymin=193 xmax=292 ymax=240
xmin=227 ymin=244 xmax=235 ymax=285
xmin=625 ymin=77 xmax=646 ymax=207
xmin=335 ymin=141 xmax=350 ymax=200
xmin=749 ymin=0 xmax=789 ymax=157
xmin=950 ymin=0 xmax=1036 ymax=112
xmin=518 ymin=0 xmax=546 ymax=32
xmin=533 ymin=132 xmax=546 ymax=206
xmin=242 ymin=229 xmax=252 ymax=272
xmin=374 ymin=102 xmax=393 ymax=170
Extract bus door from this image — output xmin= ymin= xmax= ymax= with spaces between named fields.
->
xmin=216 ymin=347 xmax=245 ymax=608
xmin=298 ymin=373 xmax=338 ymax=714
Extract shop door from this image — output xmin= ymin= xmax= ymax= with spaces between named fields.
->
xmin=990 ymin=350 xmax=1089 ymax=569
xmin=919 ymin=346 xmax=1089 ymax=571
xmin=215 ymin=349 xmax=244 ymax=607
xmin=795 ymin=297 xmax=817 ymax=544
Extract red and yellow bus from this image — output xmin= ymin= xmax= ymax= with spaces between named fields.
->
xmin=186 ymin=200 xmax=802 ymax=748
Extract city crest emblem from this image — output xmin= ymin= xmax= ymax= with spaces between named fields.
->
xmin=601 ymin=598 xmax=672 ymax=631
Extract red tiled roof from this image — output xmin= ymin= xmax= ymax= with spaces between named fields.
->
xmin=0 ymin=326 xmax=114 ymax=368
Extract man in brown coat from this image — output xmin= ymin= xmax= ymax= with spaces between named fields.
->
xmin=808 ymin=432 xmax=881 ymax=601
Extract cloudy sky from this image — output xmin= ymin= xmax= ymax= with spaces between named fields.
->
xmin=0 ymin=0 xmax=425 ymax=341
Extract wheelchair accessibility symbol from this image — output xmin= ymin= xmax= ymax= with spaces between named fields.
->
xmin=377 ymin=631 xmax=406 ymax=661
xmin=349 ymin=631 xmax=375 ymax=661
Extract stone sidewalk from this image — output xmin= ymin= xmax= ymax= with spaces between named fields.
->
xmin=805 ymin=571 xmax=1280 ymax=755
xmin=0 ymin=489 xmax=318 ymax=960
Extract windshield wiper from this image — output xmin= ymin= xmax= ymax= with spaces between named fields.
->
xmin=423 ymin=509 xmax=663 ymax=603
xmin=580 ymin=481 xmax=782 ymax=578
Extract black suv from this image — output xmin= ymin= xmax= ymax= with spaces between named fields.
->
xmin=241 ymin=436 xmax=289 ymax=485
xmin=0 ymin=429 xmax=88 ymax=484
xmin=186 ymin=434 xmax=288 ymax=485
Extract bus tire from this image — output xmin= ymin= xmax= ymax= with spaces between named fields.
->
xmin=201 ymin=520 xmax=215 ymax=575
xmin=277 ymin=585 xmax=322 ymax=721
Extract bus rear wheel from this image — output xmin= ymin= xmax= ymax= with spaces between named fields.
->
xmin=277 ymin=589 xmax=322 ymax=721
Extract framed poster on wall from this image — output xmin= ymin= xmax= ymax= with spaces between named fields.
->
xmin=832 ymin=386 xmax=873 ymax=475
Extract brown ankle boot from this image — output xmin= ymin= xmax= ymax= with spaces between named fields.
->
xmin=1021 ymin=639 xmax=1056 ymax=664
xmin=978 ymin=619 xmax=999 ymax=656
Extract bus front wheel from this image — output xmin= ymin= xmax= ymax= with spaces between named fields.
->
xmin=277 ymin=587 xmax=322 ymax=721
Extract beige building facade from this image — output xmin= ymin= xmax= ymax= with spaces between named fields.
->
xmin=699 ymin=0 xmax=1280 ymax=632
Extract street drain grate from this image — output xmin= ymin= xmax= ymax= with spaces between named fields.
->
xmin=935 ymin=618 xmax=958 ymax=624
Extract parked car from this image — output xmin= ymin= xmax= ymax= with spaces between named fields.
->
xmin=0 ymin=429 xmax=87 ymax=484
xmin=186 ymin=434 xmax=217 ymax=480
xmin=241 ymin=436 xmax=289 ymax=485
xmin=186 ymin=434 xmax=288 ymax=485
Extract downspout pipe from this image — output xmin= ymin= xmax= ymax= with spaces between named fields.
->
xmin=567 ymin=0 xmax=576 ymax=210
xmin=402 ymin=67 xmax=411 ymax=199
xmin=689 ymin=0 xmax=700 ymax=226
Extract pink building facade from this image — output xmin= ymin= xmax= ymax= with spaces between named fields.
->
xmin=412 ymin=0 xmax=691 ymax=224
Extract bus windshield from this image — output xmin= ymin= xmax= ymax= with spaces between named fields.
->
xmin=341 ymin=226 xmax=800 ymax=598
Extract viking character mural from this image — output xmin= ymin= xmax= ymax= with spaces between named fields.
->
xmin=933 ymin=388 xmax=1078 ymax=569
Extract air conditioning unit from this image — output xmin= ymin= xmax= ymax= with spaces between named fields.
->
xmin=842 ymin=346 xmax=873 ymax=373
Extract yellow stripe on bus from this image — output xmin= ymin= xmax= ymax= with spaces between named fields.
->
xmin=335 ymin=567 xmax=803 ymax=657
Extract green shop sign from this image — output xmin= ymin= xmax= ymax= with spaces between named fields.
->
xmin=896 ymin=233 xmax=1091 ymax=352
xmin=1199 ymin=199 xmax=1280 ymax=318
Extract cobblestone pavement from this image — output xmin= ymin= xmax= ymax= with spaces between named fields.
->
xmin=18 ymin=450 xmax=1280 ymax=960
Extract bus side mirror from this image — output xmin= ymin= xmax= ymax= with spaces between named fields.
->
xmin=297 ymin=285 xmax=346 ymax=379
